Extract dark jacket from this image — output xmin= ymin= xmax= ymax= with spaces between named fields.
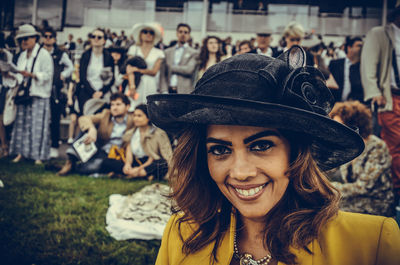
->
xmin=329 ymin=58 xmax=364 ymax=103
xmin=77 ymin=48 xmax=114 ymax=113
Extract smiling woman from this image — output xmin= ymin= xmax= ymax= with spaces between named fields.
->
xmin=146 ymin=47 xmax=400 ymax=265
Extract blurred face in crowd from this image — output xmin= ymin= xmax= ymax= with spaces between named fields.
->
xmin=206 ymin=125 xmax=291 ymax=220
xmin=90 ymin=29 xmax=105 ymax=48
xmin=177 ymin=26 xmax=190 ymax=45
xmin=133 ymin=109 xmax=150 ymax=128
xmin=207 ymin=37 xmax=219 ymax=54
xmin=110 ymin=98 xmax=129 ymax=119
xmin=42 ymin=32 xmax=55 ymax=47
xmin=68 ymin=34 xmax=73 ymax=41
xmin=140 ymin=28 xmax=155 ymax=44
xmin=285 ymin=34 xmax=302 ymax=49
xmin=256 ymin=34 xmax=271 ymax=50
xmin=347 ymin=40 xmax=363 ymax=61
xmin=19 ymin=36 xmax=37 ymax=51
xmin=238 ymin=43 xmax=252 ymax=54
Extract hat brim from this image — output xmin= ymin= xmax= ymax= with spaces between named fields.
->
xmin=147 ymin=94 xmax=364 ymax=170
xmin=131 ymin=23 xmax=162 ymax=44
xmin=16 ymin=32 xmax=39 ymax=40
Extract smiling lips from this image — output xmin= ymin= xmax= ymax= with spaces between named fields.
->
xmin=232 ymin=183 xmax=268 ymax=198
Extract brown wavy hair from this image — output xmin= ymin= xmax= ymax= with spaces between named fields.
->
xmin=168 ymin=125 xmax=340 ymax=265
xmin=329 ymin=100 xmax=372 ymax=139
xmin=199 ymin=36 xmax=223 ymax=71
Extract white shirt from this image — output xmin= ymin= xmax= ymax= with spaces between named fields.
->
xmin=102 ymin=115 xmax=127 ymax=153
xmin=16 ymin=43 xmax=53 ymax=98
xmin=130 ymin=129 xmax=147 ymax=159
xmin=169 ymin=43 xmax=188 ymax=87
xmin=87 ymin=51 xmax=104 ymax=91
xmin=257 ymin=47 xmax=273 ymax=57
xmin=342 ymin=57 xmax=352 ymax=101
xmin=391 ymin=23 xmax=400 ymax=89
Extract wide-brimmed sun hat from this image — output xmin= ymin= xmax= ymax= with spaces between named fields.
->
xmin=131 ymin=22 xmax=162 ymax=44
xmin=15 ymin=24 xmax=40 ymax=40
xmin=147 ymin=46 xmax=364 ymax=170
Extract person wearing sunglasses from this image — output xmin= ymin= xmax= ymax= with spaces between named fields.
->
xmin=253 ymin=28 xmax=279 ymax=58
xmin=9 ymin=24 xmax=54 ymax=164
xmin=41 ymin=27 xmax=73 ymax=159
xmin=76 ymin=28 xmax=114 ymax=117
xmin=126 ymin=23 xmax=164 ymax=108
xmin=276 ymin=22 xmax=315 ymax=67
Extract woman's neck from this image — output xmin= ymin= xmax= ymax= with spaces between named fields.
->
xmin=208 ymin=52 xmax=217 ymax=61
xmin=141 ymin=41 xmax=153 ymax=49
xmin=237 ymin=215 xmax=271 ymax=260
xmin=139 ymin=125 xmax=150 ymax=134
xmin=92 ymin=46 xmax=103 ymax=56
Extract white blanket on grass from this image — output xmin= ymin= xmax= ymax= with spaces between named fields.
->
xmin=106 ymin=183 xmax=172 ymax=240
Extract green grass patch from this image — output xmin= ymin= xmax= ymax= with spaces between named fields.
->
xmin=0 ymin=158 xmax=162 ymax=265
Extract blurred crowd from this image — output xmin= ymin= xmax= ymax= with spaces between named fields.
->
xmin=1 ymin=9 xmax=400 ymax=218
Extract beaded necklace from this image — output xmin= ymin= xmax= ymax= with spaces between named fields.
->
xmin=233 ymin=231 xmax=272 ymax=265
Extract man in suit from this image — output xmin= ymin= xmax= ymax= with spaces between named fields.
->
xmin=361 ymin=5 xmax=400 ymax=200
xmin=252 ymin=28 xmax=278 ymax=58
xmin=329 ymin=36 xmax=363 ymax=103
xmin=160 ymin=23 xmax=199 ymax=94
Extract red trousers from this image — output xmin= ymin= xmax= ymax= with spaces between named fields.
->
xmin=379 ymin=94 xmax=400 ymax=193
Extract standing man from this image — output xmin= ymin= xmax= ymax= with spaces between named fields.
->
xmin=160 ymin=23 xmax=199 ymax=94
xmin=329 ymin=36 xmax=364 ymax=103
xmin=252 ymin=28 xmax=278 ymax=57
xmin=42 ymin=27 xmax=74 ymax=158
xmin=361 ymin=5 xmax=400 ymax=199
xmin=64 ymin=34 xmax=76 ymax=51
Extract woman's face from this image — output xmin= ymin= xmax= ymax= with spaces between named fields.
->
xmin=20 ymin=36 xmax=37 ymax=51
xmin=140 ymin=28 xmax=155 ymax=43
xmin=207 ymin=38 xmax=219 ymax=54
xmin=285 ymin=34 xmax=302 ymax=49
xmin=206 ymin=125 xmax=291 ymax=221
xmin=90 ymin=30 xmax=105 ymax=48
xmin=133 ymin=109 xmax=150 ymax=127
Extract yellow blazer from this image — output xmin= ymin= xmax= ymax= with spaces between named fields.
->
xmin=156 ymin=211 xmax=400 ymax=265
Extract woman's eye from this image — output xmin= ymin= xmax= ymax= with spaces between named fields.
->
xmin=249 ymin=140 xmax=274 ymax=152
xmin=207 ymin=145 xmax=231 ymax=156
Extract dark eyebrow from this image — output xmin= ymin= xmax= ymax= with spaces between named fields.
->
xmin=205 ymin=138 xmax=232 ymax=146
xmin=243 ymin=130 xmax=280 ymax=144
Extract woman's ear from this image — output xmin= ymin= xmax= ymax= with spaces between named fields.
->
xmin=277 ymin=45 xmax=306 ymax=69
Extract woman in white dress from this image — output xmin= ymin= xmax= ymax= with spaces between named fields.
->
xmin=126 ymin=23 xmax=164 ymax=108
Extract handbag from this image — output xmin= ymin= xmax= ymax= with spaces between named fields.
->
xmin=14 ymin=47 xmax=42 ymax=105
xmin=3 ymin=86 xmax=18 ymax=126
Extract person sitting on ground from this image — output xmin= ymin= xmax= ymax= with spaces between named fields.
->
xmin=329 ymin=100 xmax=395 ymax=216
xmin=103 ymin=104 xmax=172 ymax=180
xmin=57 ymin=92 xmax=134 ymax=176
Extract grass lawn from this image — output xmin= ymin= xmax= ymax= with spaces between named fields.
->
xmin=0 ymin=158 xmax=162 ymax=265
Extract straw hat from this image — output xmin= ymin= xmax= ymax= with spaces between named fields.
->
xmin=131 ymin=22 xmax=162 ymax=44
xmin=147 ymin=46 xmax=364 ymax=170
xmin=15 ymin=24 xmax=40 ymax=40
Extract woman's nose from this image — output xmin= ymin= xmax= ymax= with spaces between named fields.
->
xmin=230 ymin=152 xmax=257 ymax=181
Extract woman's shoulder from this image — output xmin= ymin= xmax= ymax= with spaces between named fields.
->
xmin=163 ymin=213 xmax=199 ymax=241
xmin=315 ymin=211 xmax=400 ymax=265
xmin=151 ymin=47 xmax=165 ymax=58
xmin=323 ymin=210 xmax=399 ymax=240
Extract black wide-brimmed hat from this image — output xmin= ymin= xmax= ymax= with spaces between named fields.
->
xmin=147 ymin=46 xmax=364 ymax=170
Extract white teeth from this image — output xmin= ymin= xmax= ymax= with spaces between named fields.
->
xmin=234 ymin=184 xmax=266 ymax=197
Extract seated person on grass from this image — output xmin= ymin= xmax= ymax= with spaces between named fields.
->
xmin=57 ymin=92 xmax=135 ymax=176
xmin=103 ymin=104 xmax=172 ymax=180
